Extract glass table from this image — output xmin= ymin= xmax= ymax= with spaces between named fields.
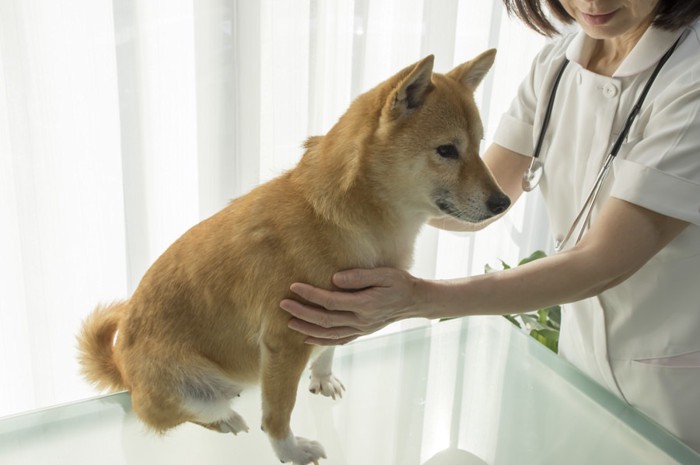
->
xmin=2 ymin=316 xmax=699 ymax=464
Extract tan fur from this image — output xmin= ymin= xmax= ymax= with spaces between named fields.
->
xmin=77 ymin=50 xmax=506 ymax=462
xmin=77 ymin=302 xmax=127 ymax=392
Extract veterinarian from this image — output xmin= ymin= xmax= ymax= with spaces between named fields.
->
xmin=281 ymin=0 xmax=700 ymax=453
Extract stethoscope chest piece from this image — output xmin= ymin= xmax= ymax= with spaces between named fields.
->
xmin=522 ymin=157 xmax=544 ymax=192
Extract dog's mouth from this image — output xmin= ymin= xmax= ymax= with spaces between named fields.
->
xmin=436 ymin=198 xmax=463 ymax=218
xmin=434 ymin=194 xmax=492 ymax=223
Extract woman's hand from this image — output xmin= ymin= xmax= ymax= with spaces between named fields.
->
xmin=280 ymin=267 xmax=423 ymax=345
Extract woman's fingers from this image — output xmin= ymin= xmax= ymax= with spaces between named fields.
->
xmin=280 ymin=298 xmax=356 ymax=328
xmin=332 ymin=268 xmax=392 ymax=290
xmin=304 ymin=335 xmax=359 ymax=346
xmin=288 ymin=282 xmax=368 ymax=312
xmin=280 ymin=298 xmax=363 ymax=344
xmin=286 ymin=316 xmax=360 ymax=342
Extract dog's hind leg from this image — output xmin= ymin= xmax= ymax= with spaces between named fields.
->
xmin=185 ymin=398 xmax=249 ymax=435
xmin=308 ymin=347 xmax=345 ymax=400
xmin=129 ymin=359 xmax=249 ymax=435
xmin=180 ymin=368 xmax=250 ymax=435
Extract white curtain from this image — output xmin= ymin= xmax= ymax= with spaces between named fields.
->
xmin=0 ymin=0 xmax=546 ymax=417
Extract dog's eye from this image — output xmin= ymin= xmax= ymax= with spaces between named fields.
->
xmin=436 ymin=144 xmax=459 ymax=160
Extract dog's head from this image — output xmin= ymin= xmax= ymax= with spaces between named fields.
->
xmin=353 ymin=50 xmax=510 ymax=225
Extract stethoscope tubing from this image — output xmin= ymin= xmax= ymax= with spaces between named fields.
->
xmin=554 ymin=152 xmax=614 ymax=251
xmin=522 ymin=58 xmax=570 ymax=193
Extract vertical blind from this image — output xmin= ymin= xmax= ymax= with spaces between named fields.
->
xmin=0 ymin=0 xmax=547 ymax=417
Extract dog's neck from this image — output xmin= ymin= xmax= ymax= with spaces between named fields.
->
xmin=290 ymin=137 xmax=427 ymax=246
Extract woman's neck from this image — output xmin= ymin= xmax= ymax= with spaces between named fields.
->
xmin=585 ymin=15 xmax=654 ymax=76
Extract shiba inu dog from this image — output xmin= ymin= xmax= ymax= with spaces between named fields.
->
xmin=77 ymin=49 xmax=508 ymax=465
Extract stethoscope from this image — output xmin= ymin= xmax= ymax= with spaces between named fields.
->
xmin=521 ymin=32 xmax=686 ymax=252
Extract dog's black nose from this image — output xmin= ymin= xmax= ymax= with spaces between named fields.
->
xmin=487 ymin=193 xmax=511 ymax=215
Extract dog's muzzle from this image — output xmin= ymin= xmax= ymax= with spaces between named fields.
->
xmin=435 ymin=191 xmax=510 ymax=222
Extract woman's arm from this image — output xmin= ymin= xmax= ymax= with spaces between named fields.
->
xmin=281 ymin=198 xmax=688 ymax=345
xmin=428 ymin=143 xmax=531 ymax=231
xmin=424 ymin=199 xmax=688 ymax=318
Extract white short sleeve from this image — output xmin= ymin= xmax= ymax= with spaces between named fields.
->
xmin=611 ymin=75 xmax=700 ymax=226
xmin=492 ymin=40 xmax=570 ymax=157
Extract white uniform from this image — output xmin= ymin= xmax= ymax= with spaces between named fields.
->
xmin=493 ymin=21 xmax=700 ymax=452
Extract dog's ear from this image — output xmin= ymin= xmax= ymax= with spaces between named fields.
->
xmin=386 ymin=55 xmax=435 ymax=118
xmin=447 ymin=49 xmax=496 ymax=90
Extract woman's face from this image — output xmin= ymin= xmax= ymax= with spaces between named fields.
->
xmin=559 ymin=0 xmax=661 ymax=40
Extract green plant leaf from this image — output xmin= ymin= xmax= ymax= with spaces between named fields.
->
xmin=549 ymin=308 xmax=561 ymax=329
xmin=484 ymin=258 xmax=513 ymax=274
xmin=530 ymin=329 xmax=559 ymax=352
xmin=520 ymin=313 xmax=549 ymax=332
xmin=503 ymin=314 xmax=521 ymax=329
xmin=518 ymin=250 xmax=547 ymax=266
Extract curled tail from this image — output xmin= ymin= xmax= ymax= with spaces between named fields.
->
xmin=77 ymin=301 xmax=128 ymax=392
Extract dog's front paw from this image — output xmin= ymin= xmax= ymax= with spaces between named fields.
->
xmin=271 ymin=434 xmax=327 ymax=465
xmin=309 ymin=373 xmax=345 ymax=400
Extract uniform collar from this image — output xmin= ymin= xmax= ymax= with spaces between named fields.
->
xmin=565 ymin=24 xmax=684 ymax=77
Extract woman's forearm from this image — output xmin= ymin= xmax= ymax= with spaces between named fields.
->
xmin=414 ymin=248 xmax=604 ymax=320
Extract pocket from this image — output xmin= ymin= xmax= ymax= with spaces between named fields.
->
xmin=611 ymin=110 xmax=647 ymax=159
xmin=613 ymin=359 xmax=700 ymax=451
xmin=634 ymin=350 xmax=700 ymax=368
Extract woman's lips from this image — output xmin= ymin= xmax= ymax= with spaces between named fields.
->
xmin=581 ymin=10 xmax=618 ymax=26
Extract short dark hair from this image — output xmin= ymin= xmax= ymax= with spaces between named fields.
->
xmin=503 ymin=0 xmax=700 ymax=36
